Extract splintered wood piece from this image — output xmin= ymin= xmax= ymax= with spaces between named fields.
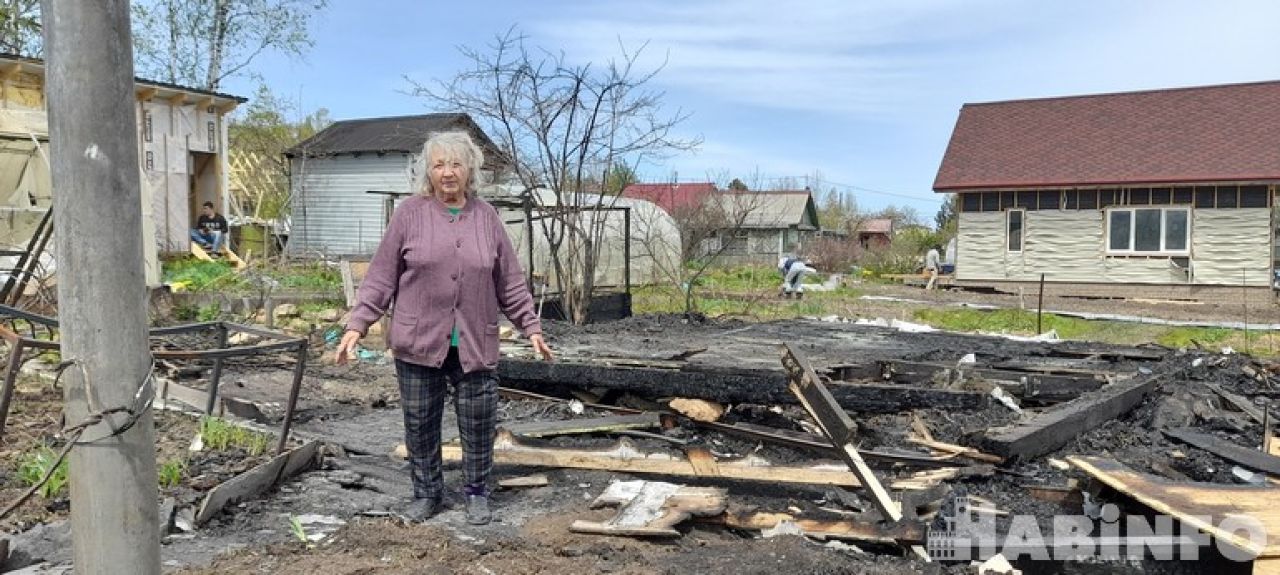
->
xmin=668 ymin=398 xmax=725 ymax=422
xmin=703 ymin=510 xmax=927 ymax=545
xmin=1068 ymin=455 xmax=1280 ymax=562
xmin=440 ymin=430 xmax=866 ymax=487
xmin=781 ymin=344 xmax=899 ymax=521
xmin=498 ymin=474 xmax=549 ymax=489
xmin=570 ymin=480 xmax=728 ymax=537
xmin=906 ymin=437 xmax=1004 ymax=464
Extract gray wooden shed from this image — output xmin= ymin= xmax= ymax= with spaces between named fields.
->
xmin=284 ymin=113 xmax=506 ymax=256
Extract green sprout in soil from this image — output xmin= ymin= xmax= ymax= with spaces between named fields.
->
xmin=288 ymin=515 xmax=314 ymax=548
xmin=158 ymin=459 xmax=186 ymax=488
xmin=17 ymin=445 xmax=69 ymax=499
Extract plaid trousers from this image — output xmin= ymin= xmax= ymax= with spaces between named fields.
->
xmin=395 ymin=348 xmax=498 ymax=500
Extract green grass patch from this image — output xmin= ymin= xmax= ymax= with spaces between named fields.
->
xmin=161 ymin=258 xmax=343 ymax=295
xmin=1155 ymin=326 xmax=1234 ymax=349
xmin=18 ymin=445 xmax=69 ymax=499
xmin=200 ymin=416 xmax=271 ymax=456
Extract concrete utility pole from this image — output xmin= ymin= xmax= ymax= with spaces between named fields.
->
xmin=41 ymin=2 xmax=161 ymax=574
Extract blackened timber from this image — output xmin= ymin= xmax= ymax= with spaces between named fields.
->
xmin=1163 ymin=428 xmax=1280 ymax=476
xmin=781 ymin=344 xmax=901 ymax=522
xmin=982 ymin=366 xmax=1179 ymax=461
xmin=873 ymin=360 xmax=1107 ymax=404
xmin=497 ymin=358 xmax=990 ymax=413
xmin=701 ymin=420 xmax=970 ymax=468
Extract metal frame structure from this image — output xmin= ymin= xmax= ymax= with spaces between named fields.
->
xmin=0 ymin=304 xmax=307 ymax=454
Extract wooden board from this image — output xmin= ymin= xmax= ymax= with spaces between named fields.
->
xmin=1163 ymin=428 xmax=1280 ymax=476
xmin=782 ymin=344 xmax=900 ymax=521
xmin=570 ymin=481 xmax=728 ymax=537
xmin=195 ymin=441 xmax=320 ymax=525
xmin=1068 ymin=456 xmax=1280 ymax=559
xmin=704 ymin=510 xmax=926 ymax=544
xmin=983 ymin=367 xmax=1173 ymax=461
xmin=189 ymin=241 xmax=245 ymax=270
xmin=440 ymin=429 xmax=867 ymax=487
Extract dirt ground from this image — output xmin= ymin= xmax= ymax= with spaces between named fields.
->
xmin=4 ymin=311 xmax=1278 ymax=574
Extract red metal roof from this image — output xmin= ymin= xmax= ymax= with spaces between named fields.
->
xmin=933 ymin=80 xmax=1280 ymax=191
xmin=621 ymin=182 xmax=717 ymax=214
xmin=857 ymin=218 xmax=893 ymax=234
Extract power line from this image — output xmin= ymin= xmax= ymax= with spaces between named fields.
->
xmin=778 ymin=175 xmax=946 ymax=205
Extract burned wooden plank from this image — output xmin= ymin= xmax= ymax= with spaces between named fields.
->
xmin=700 ymin=420 xmax=970 ymax=469
xmin=1163 ymin=428 xmax=1280 ymax=476
xmin=982 ymin=367 xmax=1176 ymax=461
xmin=704 ymin=510 xmax=927 ymax=545
xmin=499 ymin=358 xmax=989 ymax=413
xmin=441 ymin=429 xmax=867 ymax=487
xmin=1206 ymin=383 xmax=1267 ymax=425
xmin=781 ymin=344 xmax=900 ymax=522
xmin=194 ymin=440 xmax=320 ymax=525
xmin=874 ymin=360 xmax=1107 ymax=404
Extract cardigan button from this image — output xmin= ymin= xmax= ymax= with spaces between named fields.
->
xmin=456 ymin=239 xmax=462 ymax=248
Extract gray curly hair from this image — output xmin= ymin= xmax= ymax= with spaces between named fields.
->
xmin=411 ymin=130 xmax=485 ymax=198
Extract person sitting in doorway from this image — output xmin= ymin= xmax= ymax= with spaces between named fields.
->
xmin=190 ymin=201 xmax=228 ymax=256
xmin=778 ymin=255 xmax=817 ymax=299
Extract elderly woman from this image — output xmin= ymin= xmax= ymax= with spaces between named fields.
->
xmin=336 ymin=130 xmax=553 ymax=525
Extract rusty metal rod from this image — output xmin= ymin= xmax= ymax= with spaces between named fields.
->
xmin=277 ymin=343 xmax=308 ymax=454
xmin=0 ymin=341 xmax=25 ymax=440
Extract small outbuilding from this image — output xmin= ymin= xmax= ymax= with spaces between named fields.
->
xmin=0 ymin=53 xmax=245 ymax=285
xmin=284 ymin=113 xmax=507 ymax=256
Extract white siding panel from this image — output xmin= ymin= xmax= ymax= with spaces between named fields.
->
xmin=288 ymin=154 xmax=414 ymax=256
xmin=959 ymin=208 xmax=1272 ymax=286
xmin=1191 ymin=208 xmax=1270 ymax=286
xmin=955 ymin=212 xmax=1005 ymax=280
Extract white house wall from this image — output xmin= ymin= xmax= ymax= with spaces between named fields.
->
xmin=288 ymin=154 xmax=414 ymax=256
xmin=957 ymin=208 xmax=1270 ymax=286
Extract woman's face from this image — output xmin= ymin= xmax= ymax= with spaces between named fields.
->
xmin=429 ymin=150 xmax=470 ymax=198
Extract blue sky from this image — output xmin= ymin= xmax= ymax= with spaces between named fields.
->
xmin=223 ymin=0 xmax=1280 ymax=221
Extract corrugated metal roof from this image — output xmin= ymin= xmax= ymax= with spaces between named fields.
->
xmin=284 ymin=113 xmax=507 ymax=166
xmin=716 ymin=191 xmax=818 ymax=230
xmin=857 ymin=218 xmax=893 ymax=234
xmin=0 ymin=53 xmax=248 ymax=103
xmin=621 ymin=182 xmax=717 ymax=215
xmin=934 ymin=80 xmax=1280 ymax=191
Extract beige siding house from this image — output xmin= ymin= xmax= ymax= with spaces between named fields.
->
xmin=934 ymin=80 xmax=1280 ymax=302
xmin=0 ymin=53 xmax=245 ymax=275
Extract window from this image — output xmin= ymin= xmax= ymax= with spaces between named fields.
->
xmin=961 ymin=193 xmax=980 ymax=212
xmin=1007 ymin=209 xmax=1024 ymax=252
xmin=1106 ymin=208 xmax=1190 ymax=254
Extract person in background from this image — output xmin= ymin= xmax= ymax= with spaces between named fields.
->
xmin=335 ymin=131 xmax=554 ymax=526
xmin=925 ymin=245 xmax=941 ymax=290
xmin=190 ymin=201 xmax=228 ymax=255
xmin=778 ymin=254 xmax=818 ymax=299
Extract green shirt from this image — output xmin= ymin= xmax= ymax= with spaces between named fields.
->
xmin=448 ymin=207 xmax=461 ymax=347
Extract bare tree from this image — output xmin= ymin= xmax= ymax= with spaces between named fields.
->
xmin=633 ymin=177 xmax=769 ymax=316
xmin=411 ymin=27 xmax=699 ymax=324
xmin=131 ymin=0 xmax=327 ymax=91
xmin=0 ymin=0 xmax=40 ymax=56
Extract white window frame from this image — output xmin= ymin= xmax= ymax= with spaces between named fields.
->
xmin=1105 ymin=207 xmax=1190 ymax=255
xmin=1006 ymin=209 xmax=1025 ymax=253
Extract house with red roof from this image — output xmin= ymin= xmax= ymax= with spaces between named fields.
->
xmin=933 ymin=80 xmax=1280 ymax=301
xmin=621 ymin=182 xmax=718 ymax=215
xmin=855 ymin=218 xmax=894 ymax=250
